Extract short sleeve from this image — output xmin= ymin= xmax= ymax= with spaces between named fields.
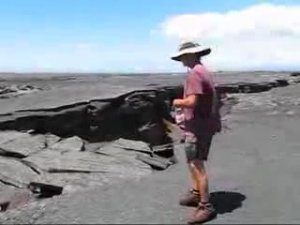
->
xmin=185 ymin=73 xmax=204 ymax=96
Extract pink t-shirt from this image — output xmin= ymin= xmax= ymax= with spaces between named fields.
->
xmin=182 ymin=64 xmax=221 ymax=138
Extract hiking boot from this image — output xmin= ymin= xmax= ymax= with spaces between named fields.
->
xmin=188 ymin=202 xmax=217 ymax=224
xmin=179 ymin=190 xmax=200 ymax=207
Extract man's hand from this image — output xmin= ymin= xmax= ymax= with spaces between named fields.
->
xmin=172 ymin=99 xmax=182 ymax=107
xmin=172 ymin=95 xmax=198 ymax=108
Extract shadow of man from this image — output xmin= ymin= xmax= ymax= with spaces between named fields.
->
xmin=210 ymin=191 xmax=246 ymax=215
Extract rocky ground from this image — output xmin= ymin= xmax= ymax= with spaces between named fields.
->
xmin=0 ymin=71 xmax=300 ymax=223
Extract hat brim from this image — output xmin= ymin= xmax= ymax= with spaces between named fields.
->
xmin=171 ymin=47 xmax=211 ymax=61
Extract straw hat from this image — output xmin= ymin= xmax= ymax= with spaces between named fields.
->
xmin=171 ymin=42 xmax=211 ymax=61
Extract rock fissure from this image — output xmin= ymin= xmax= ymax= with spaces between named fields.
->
xmin=0 ymin=179 xmax=22 ymax=189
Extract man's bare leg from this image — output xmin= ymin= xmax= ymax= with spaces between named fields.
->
xmin=179 ymin=163 xmax=200 ymax=206
xmin=191 ymin=160 xmax=209 ymax=203
xmin=189 ymin=164 xmax=199 ymax=193
xmin=188 ymin=160 xmax=216 ymax=224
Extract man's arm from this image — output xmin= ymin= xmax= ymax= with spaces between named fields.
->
xmin=172 ymin=94 xmax=198 ymax=108
xmin=173 ymin=72 xmax=204 ymax=109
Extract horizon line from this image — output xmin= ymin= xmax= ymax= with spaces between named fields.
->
xmin=0 ymin=69 xmax=298 ymax=75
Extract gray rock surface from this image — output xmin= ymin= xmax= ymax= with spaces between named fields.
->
xmin=0 ymin=131 xmax=28 ymax=144
xmin=0 ymin=72 xmax=291 ymax=114
xmin=0 ymin=157 xmax=39 ymax=188
xmin=0 ymin=133 xmax=46 ymax=158
xmin=0 ymin=72 xmax=299 ymax=223
xmin=0 ymin=84 xmax=41 ymax=99
xmin=2 ymin=107 xmax=300 ymax=224
xmin=0 ymin=190 xmax=33 ymax=212
xmin=22 ymin=148 xmax=151 ymax=193
xmin=112 ymin=138 xmax=151 ymax=153
xmin=45 ymin=134 xmax=61 ymax=148
xmin=50 ymin=136 xmax=84 ymax=152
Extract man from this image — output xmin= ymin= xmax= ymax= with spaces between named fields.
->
xmin=171 ymin=42 xmax=221 ymax=224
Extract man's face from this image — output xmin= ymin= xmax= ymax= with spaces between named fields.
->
xmin=180 ymin=54 xmax=196 ymax=67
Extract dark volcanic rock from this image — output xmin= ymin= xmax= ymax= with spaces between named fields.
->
xmin=275 ymin=79 xmax=289 ymax=87
xmin=0 ymin=88 xmax=178 ymax=201
xmin=216 ymin=82 xmax=272 ymax=94
xmin=290 ymin=72 xmax=300 ymax=77
xmin=28 ymin=182 xmax=63 ymax=197
xmin=216 ymin=84 xmax=240 ymax=93
xmin=0 ymin=89 xmax=175 ymax=152
xmin=238 ymin=82 xmax=273 ymax=93
xmin=267 ymin=81 xmax=280 ymax=88
xmin=215 ymin=77 xmax=296 ymax=94
xmin=1 ymin=78 xmax=289 ymax=148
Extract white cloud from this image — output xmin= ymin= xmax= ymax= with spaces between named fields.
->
xmin=161 ymin=3 xmax=300 ymax=70
xmin=0 ymin=41 xmax=180 ymax=73
xmin=3 ymin=3 xmax=299 ymax=73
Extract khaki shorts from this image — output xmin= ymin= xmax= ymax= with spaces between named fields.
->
xmin=184 ymin=134 xmax=214 ymax=162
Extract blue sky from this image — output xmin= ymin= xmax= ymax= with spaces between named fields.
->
xmin=0 ymin=0 xmax=299 ymax=72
